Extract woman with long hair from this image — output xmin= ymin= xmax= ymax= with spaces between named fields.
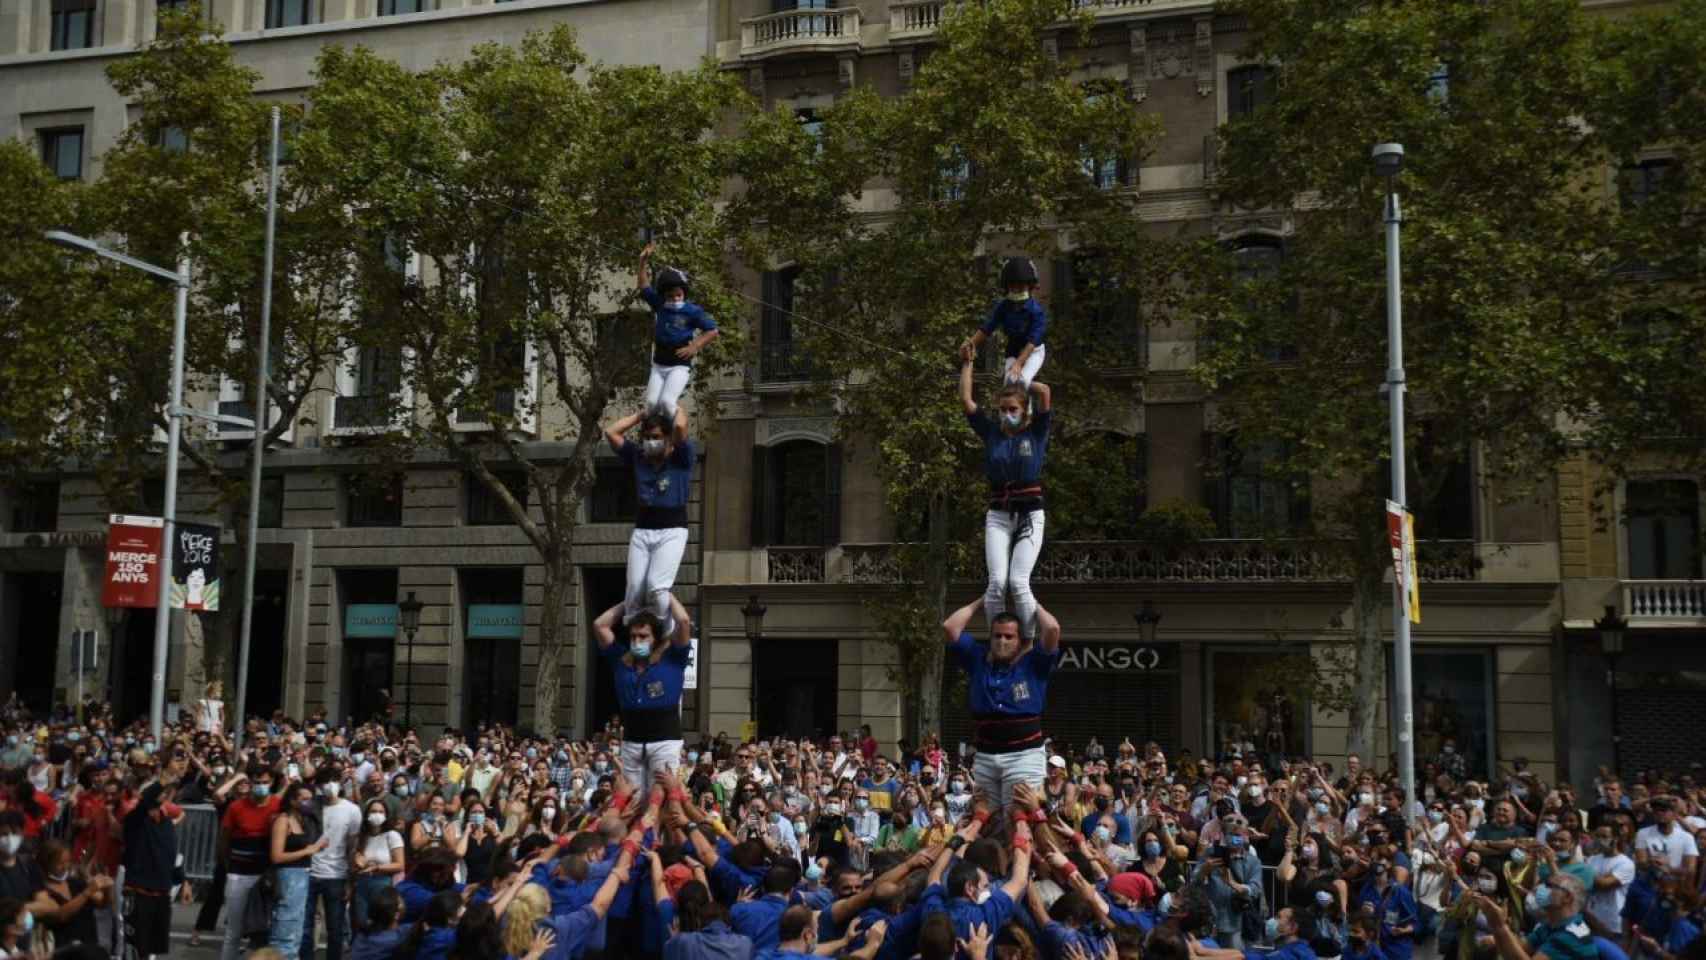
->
xmin=460 ymin=798 xmax=501 ymax=888
xmin=0 ymin=897 xmax=36 ymax=959
xmin=353 ymin=798 xmax=406 ymax=932
xmin=269 ymin=782 xmax=327 ymax=959
xmin=498 ymin=885 xmax=552 ymax=960
xmin=30 ymin=839 xmax=109 ymax=949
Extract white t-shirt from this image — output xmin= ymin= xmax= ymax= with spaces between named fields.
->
xmin=362 ymin=830 xmax=405 ymax=871
xmin=1634 ymin=824 xmax=1699 ymax=870
xmin=1585 ymin=852 xmax=1635 ymax=933
xmin=311 ymin=799 xmax=364 ymax=879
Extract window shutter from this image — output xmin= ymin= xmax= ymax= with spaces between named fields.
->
xmin=825 ymin=442 xmax=844 ymax=545
xmin=1133 ymin=434 xmax=1150 ymax=518
xmin=1202 ymin=432 xmax=1229 ymax=537
xmin=750 ymin=444 xmax=771 ymax=547
xmin=760 ymin=270 xmax=780 ymax=346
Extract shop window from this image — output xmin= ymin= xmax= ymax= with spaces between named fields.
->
xmin=466 ymin=469 xmax=527 ymax=527
xmin=1210 ymin=650 xmax=1309 ymax=761
xmin=1626 ymin=479 xmax=1701 ymax=580
xmin=346 ymin=473 xmax=403 ymax=527
xmin=750 ymin=440 xmax=841 ymax=547
xmin=1401 ymin=650 xmax=1495 ymax=782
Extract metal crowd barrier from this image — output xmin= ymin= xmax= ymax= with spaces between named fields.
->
xmin=177 ymin=803 xmax=221 ymax=882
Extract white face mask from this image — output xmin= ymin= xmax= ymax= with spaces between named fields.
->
xmin=643 ymin=438 xmax=666 ymax=457
xmin=541 ymin=807 xmax=557 ymax=821
xmin=1006 ymin=291 xmax=1030 ymax=303
xmin=975 ymin=888 xmax=993 ymax=905
xmin=1001 ymin=411 xmax=1023 ymax=429
xmin=367 ymin=812 xmax=386 ymax=827
xmin=630 ymin=640 xmax=653 ymax=659
xmin=0 ymin=836 xmax=20 ymax=856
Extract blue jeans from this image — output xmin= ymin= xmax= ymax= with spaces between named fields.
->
xmin=303 ymin=875 xmax=349 ymax=960
xmin=269 ymin=868 xmax=311 ymax=960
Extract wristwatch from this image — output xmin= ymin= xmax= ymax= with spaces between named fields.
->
xmin=947 ymin=835 xmax=967 ymax=852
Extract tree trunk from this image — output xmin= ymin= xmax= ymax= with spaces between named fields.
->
xmin=913 ymin=492 xmax=950 ymax=743
xmin=533 ymin=549 xmax=569 ymax=735
xmin=1345 ymin=566 xmax=1386 ymax=762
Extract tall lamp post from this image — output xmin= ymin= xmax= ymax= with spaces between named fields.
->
xmin=1594 ymin=604 xmax=1627 ymax=775
xmin=1371 ymin=141 xmax=1417 ymax=819
xmin=45 ymin=229 xmax=189 ymax=740
xmin=398 ymin=591 xmax=424 ymax=731
xmin=1134 ymin=600 xmax=1162 ymax=744
xmin=741 ymin=594 xmax=767 ymax=732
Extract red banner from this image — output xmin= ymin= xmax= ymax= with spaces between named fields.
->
xmin=102 ymin=515 xmax=165 ymax=609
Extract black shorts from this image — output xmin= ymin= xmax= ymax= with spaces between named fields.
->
xmin=126 ymin=888 xmax=172 ymax=955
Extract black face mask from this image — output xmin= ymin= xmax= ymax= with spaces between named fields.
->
xmin=1095 ymin=798 xmax=1111 ymax=811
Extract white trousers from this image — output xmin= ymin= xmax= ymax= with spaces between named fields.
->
xmin=619 ymin=738 xmax=683 ymax=797
xmin=1003 ymin=343 xmax=1047 ymax=390
xmin=625 ymin=526 xmax=688 ymax=631
xmin=644 ymin=363 xmax=693 ymax=418
xmin=220 ymin=873 xmax=262 ymax=960
xmin=972 ymin=747 xmax=1047 ymax=816
xmin=984 ymin=509 xmax=1045 ymax=639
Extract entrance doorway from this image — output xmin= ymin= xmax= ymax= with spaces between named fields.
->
xmin=753 ymin=638 xmax=836 ymax=739
xmin=117 ymin=609 xmax=157 ymax=725
xmin=240 ymin=570 xmax=289 ymax=720
xmin=583 ymin=567 xmax=625 ymax=737
xmin=462 ymin=568 xmax=523 ymax=731
xmin=339 ymin=569 xmax=398 ymax=727
xmin=1 ymin=572 xmax=61 ymax=714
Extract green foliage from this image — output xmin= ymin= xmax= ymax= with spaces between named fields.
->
xmin=1133 ymin=499 xmax=1215 ymax=550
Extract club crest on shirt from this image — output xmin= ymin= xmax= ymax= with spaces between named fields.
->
xmin=1565 ymin=922 xmax=1590 ymax=938
xmin=1011 ymin=681 xmax=1030 ymax=701
xmin=1018 ymin=438 xmax=1033 ymax=458
xmin=656 ymin=476 xmax=670 ymax=493
xmin=646 ymin=680 xmax=664 ymax=699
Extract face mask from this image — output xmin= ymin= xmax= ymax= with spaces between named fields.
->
xmin=794 ymin=820 xmax=808 ymax=835
xmin=1469 ymin=798 xmax=1485 ymax=810
xmin=825 ymin=804 xmax=842 ymax=817
xmin=571 ymin=780 xmax=584 ymax=790
xmin=1301 ymin=845 xmax=1318 ymax=860
xmin=1477 ymin=877 xmax=1498 ymax=894
xmin=1001 ymin=412 xmax=1023 ymax=429
xmin=541 ymin=807 xmax=557 ymax=820
xmin=322 ymin=783 xmax=340 ymax=799
xmin=1095 ymin=797 xmax=1111 ymax=811
xmin=805 ymin=860 xmax=824 ymax=882
xmin=1315 ymin=801 xmax=1331 ymax=816
xmin=1372 ymin=862 xmax=1389 ymax=877
xmin=1526 ymin=886 xmax=1552 ymax=913
xmin=818 ymin=784 xmax=832 ymax=796
xmin=950 ymin=781 xmax=965 ymax=793
xmin=1094 ymin=826 xmax=1112 ymax=844
xmin=975 ymin=888 xmax=992 ymax=905
xmin=1006 ymin=291 xmax=1030 ymax=302
xmin=368 ymin=812 xmax=387 ymax=827
xmin=1442 ymin=745 xmax=1455 ymax=755
xmin=143 ymin=742 xmax=156 ymax=754
xmin=1236 ymin=777 xmax=1249 ymax=788
xmin=1265 ymin=917 xmax=1282 ymax=941
xmin=1509 ymin=847 xmax=1528 ymax=865
xmin=20 ymin=911 xmax=33 ymax=935
xmin=253 ymin=785 xmax=272 ymax=800
xmin=1428 ymin=810 xmax=1445 ymax=824
xmin=594 ymin=761 xmax=610 ymax=774
xmin=298 ymin=800 xmax=317 ymax=816
xmin=352 ymin=753 xmax=365 ymax=764
xmin=630 ymin=640 xmax=653 ymax=659
xmin=393 ymin=785 xmax=409 ymax=797
xmin=1511 ymin=786 xmax=1529 ymax=800
xmin=643 ymin=439 xmax=666 ymax=457
xmin=666 ymin=297 xmax=685 ymax=310
xmin=1359 ymin=793 xmax=1375 ymax=807
xmin=1315 ymin=890 xmax=1334 ymax=908
xmin=213 ymin=766 xmax=227 ymax=777
xmin=67 ymin=733 xmax=80 ymax=743
xmin=855 ymin=799 xmax=869 ymax=812
xmin=687 ymin=752 xmax=700 ymax=765
xmin=468 ymin=813 xmax=486 ymax=828
xmin=1249 ymin=787 xmax=1265 ymax=802
xmin=0 ymin=836 xmax=20 ymax=856
xmin=1144 ymin=841 xmax=1163 ymax=858
xmin=1159 ymin=893 xmax=1175 ymax=916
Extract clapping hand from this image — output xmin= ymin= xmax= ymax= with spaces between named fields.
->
xmin=959 ymin=922 xmax=991 ymax=960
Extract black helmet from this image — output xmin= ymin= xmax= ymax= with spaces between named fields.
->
xmin=654 ymin=266 xmax=690 ymax=297
xmin=1000 ymin=257 xmax=1039 ymax=288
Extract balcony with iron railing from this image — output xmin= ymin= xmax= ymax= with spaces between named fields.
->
xmin=758 ymin=338 xmax=820 ymax=385
xmin=752 ymin=538 xmax=1487 ymax=587
xmin=1622 ymin=579 xmax=1706 ymax=625
xmin=332 ymin=393 xmax=396 ymax=432
xmin=888 ymin=0 xmax=1213 ymax=43
xmin=739 ymin=6 xmax=862 ymax=59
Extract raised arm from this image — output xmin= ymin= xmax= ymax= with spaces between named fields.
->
xmin=1029 ymin=378 xmax=1051 ymax=413
xmin=593 ymin=603 xmax=624 ymax=652
xmin=672 ymin=404 xmax=689 ymax=446
xmin=1035 ymin=604 xmax=1062 ymax=655
xmin=605 ymin=411 xmax=645 ymax=454
xmin=960 ymin=360 xmax=979 ymax=415
xmin=637 ymin=242 xmax=654 ymax=292
xmin=667 ymin=594 xmax=692 ymax=648
xmin=942 ymin=597 xmax=981 ymax=646
xmin=1002 ymin=821 xmax=1034 ymax=901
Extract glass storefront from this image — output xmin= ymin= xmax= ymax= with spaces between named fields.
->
xmin=1209 ymin=650 xmax=1311 ymax=763
xmin=1404 ymin=649 xmax=1495 ymax=781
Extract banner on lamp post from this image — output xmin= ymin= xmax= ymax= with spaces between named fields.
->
xmin=170 ymin=521 xmax=221 ymax=611
xmin=1386 ymin=500 xmax=1420 ymax=624
xmin=102 ymin=515 xmax=165 ymax=609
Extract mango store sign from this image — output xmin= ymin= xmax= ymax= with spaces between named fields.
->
xmin=1057 ymin=643 xmax=1172 ymax=672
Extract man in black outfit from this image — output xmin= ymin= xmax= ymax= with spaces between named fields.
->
xmin=0 ymin=811 xmax=40 ymax=906
xmin=122 ymin=754 xmax=181 ymax=960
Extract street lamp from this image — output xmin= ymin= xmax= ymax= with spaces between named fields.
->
xmin=1371 ymin=141 xmax=1418 ymax=821
xmin=1594 ymin=604 xmax=1628 ymax=774
xmin=741 ymin=594 xmax=767 ymax=730
xmin=398 ymin=591 xmax=424 ymax=731
xmin=1134 ymin=600 xmax=1163 ymax=742
xmin=47 ymin=229 xmax=190 ymax=740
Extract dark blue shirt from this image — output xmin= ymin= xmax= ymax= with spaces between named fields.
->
xmin=603 ymin=643 xmax=691 ymax=712
xmin=418 ymin=926 xmax=458 ymax=960
xmin=1356 ymin=882 xmax=1417 ymax=960
xmin=981 ymin=298 xmax=1048 ymax=355
xmin=1245 ymin=941 xmax=1318 ymax=960
xmin=709 ymin=857 xmax=768 ymax=906
xmin=950 ymin=632 xmax=1060 ymax=717
xmin=619 ymin=438 xmax=695 ymax=513
xmin=543 ymin=906 xmax=604 ymax=960
xmin=931 ymin=882 xmax=1019 ymax=943
xmin=397 ymin=879 xmax=465 ymax=924
xmin=665 ymin=920 xmax=755 ymax=960
xmin=641 ymin=285 xmax=718 ymax=360
xmin=967 ymin=409 xmax=1051 ymax=490
xmin=731 ymin=894 xmax=791 ymax=953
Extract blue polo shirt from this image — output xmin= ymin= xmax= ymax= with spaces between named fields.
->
xmin=618 ymin=439 xmax=695 ymax=516
xmin=981 ymin=298 xmax=1048 ymax=356
xmin=950 ymin=632 xmax=1059 ymax=717
xmin=640 ymin=285 xmax=717 ymax=366
xmin=1356 ymin=882 xmax=1417 ymax=960
xmin=967 ymin=409 xmax=1051 ymax=490
xmin=1042 ymin=923 xmax=1112 ymax=960
xmin=854 ymin=892 xmax=944 ymax=960
xmin=542 ymin=906 xmax=603 ymax=960
xmin=397 ymin=879 xmax=465 ymax=924
xmin=932 ymin=883 xmax=1018 ymax=943
xmin=603 ymin=642 xmax=691 ymax=712
xmin=709 ymin=856 xmax=768 ymax=906
xmin=731 ymin=893 xmax=791 ymax=953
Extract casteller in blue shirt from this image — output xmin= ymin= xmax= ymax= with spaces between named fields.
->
xmin=639 ymin=284 xmax=717 ymax=368
xmin=981 ymin=297 xmax=1048 ymax=359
